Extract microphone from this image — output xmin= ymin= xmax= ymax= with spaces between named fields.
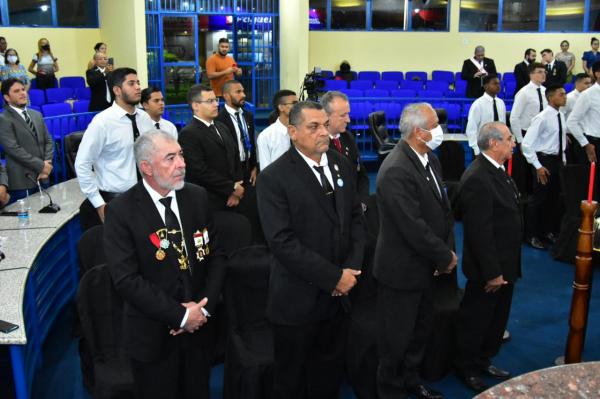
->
xmin=25 ymin=174 xmax=60 ymax=213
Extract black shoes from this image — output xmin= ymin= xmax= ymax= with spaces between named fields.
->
xmin=407 ymin=384 xmax=444 ymax=399
xmin=483 ymin=365 xmax=511 ymax=379
xmin=462 ymin=376 xmax=489 ymax=393
xmin=528 ymin=237 xmax=546 ymax=249
xmin=545 ymin=232 xmax=558 ymax=244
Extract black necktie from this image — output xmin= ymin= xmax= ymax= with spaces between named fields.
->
xmin=125 ymin=113 xmax=140 ymax=141
xmin=557 ymin=112 xmax=564 ymax=161
xmin=159 ymin=197 xmax=192 ymax=295
xmin=235 ymin=111 xmax=250 ymax=161
xmin=155 ymin=122 xmax=160 ymax=130
xmin=22 ymin=110 xmax=37 ymax=139
xmin=159 ymin=197 xmax=179 ymax=232
xmin=425 ymin=162 xmax=442 ymax=200
xmin=209 ymin=124 xmax=223 ymax=142
xmin=492 ymin=98 xmax=499 ymax=121
xmin=500 ymin=167 xmax=520 ymax=202
xmin=536 ymin=88 xmax=543 ymax=112
xmin=313 ymin=166 xmax=334 ymax=195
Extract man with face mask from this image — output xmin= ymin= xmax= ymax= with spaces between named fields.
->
xmin=206 ymin=38 xmax=241 ymax=97
xmin=75 ymin=67 xmax=156 ymax=230
xmin=374 ymin=103 xmax=456 ymax=399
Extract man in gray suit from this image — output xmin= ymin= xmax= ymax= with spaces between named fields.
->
xmin=0 ymin=162 xmax=9 ymax=207
xmin=0 ymin=78 xmax=53 ymax=199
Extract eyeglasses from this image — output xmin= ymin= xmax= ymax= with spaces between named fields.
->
xmin=282 ymin=101 xmax=298 ymax=106
xmin=196 ymin=98 xmax=219 ymax=104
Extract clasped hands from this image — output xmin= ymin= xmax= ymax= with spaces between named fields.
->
xmin=169 ymin=297 xmax=209 ymax=336
xmin=331 ymin=268 xmax=361 ymax=297
xmin=433 ymin=250 xmax=458 ymax=276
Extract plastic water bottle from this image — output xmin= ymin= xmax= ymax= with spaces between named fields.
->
xmin=17 ymin=199 xmax=31 ymax=227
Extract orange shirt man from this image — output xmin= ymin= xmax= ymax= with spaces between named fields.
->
xmin=206 ymin=38 xmax=242 ymax=96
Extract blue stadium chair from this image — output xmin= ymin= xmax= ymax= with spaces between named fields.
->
xmin=324 ymin=80 xmax=348 ymax=91
xmin=504 ymin=80 xmax=517 ymax=99
xmin=29 ymin=105 xmax=42 ymax=113
xmin=418 ymin=89 xmax=444 ymax=99
xmin=426 ymin=80 xmax=451 ymax=95
xmin=46 ymin=88 xmax=73 ymax=103
xmin=565 ymin=83 xmax=575 ymax=93
xmin=451 ymin=80 xmax=467 ymax=97
xmin=431 ymin=70 xmax=454 ymax=84
xmin=29 ymin=89 xmax=46 ymax=107
xmin=376 ymin=102 xmax=403 ymax=131
xmin=340 ymin=89 xmax=363 ymax=98
xmin=73 ymin=100 xmax=90 ymax=113
xmin=350 ymin=102 xmax=373 ymax=131
xmin=382 ymin=71 xmax=404 ymax=82
xmin=400 ymin=80 xmax=424 ymax=91
xmin=350 ymin=80 xmax=374 ymax=91
xmin=405 ymin=71 xmax=428 ymax=82
xmin=42 ymin=102 xmax=72 ymax=117
xmin=454 ymin=72 xmax=463 ymax=82
xmin=59 ymin=76 xmax=86 ymax=89
xmin=495 ymin=72 xmax=502 ymax=81
xmin=320 ymin=70 xmax=334 ymax=79
xmin=503 ymin=72 xmax=516 ymax=82
xmin=391 ymin=89 xmax=417 ymax=98
xmin=364 ymin=89 xmax=389 ymax=97
xmin=75 ymin=87 xmax=92 ymax=100
xmin=374 ymin=80 xmax=399 ymax=91
xmin=358 ymin=71 xmax=381 ymax=81
xmin=30 ymin=78 xmax=38 ymax=89
xmin=443 ymin=103 xmax=462 ymax=132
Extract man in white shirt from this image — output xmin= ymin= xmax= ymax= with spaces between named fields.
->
xmin=563 ymin=73 xmax=592 ymax=120
xmin=466 ymin=74 xmax=506 ymax=155
xmin=522 ymin=85 xmax=576 ymax=249
xmin=75 ymin=67 xmax=155 ymax=230
xmin=141 ymin=87 xmax=178 ymax=139
xmin=257 ymin=89 xmax=297 ymax=170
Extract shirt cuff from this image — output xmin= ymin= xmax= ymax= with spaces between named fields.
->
xmin=89 ymin=192 xmax=106 ymax=208
xmin=201 ymin=308 xmax=211 ymax=318
xmin=179 ymin=308 xmax=189 ymax=328
xmin=533 ymin=160 xmax=543 ymax=170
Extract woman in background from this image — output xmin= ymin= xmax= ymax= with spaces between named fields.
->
xmin=556 ymin=40 xmax=575 ymax=83
xmin=582 ymin=37 xmax=600 ymax=78
xmin=0 ymin=48 xmax=30 ymax=90
xmin=28 ymin=38 xmax=59 ymax=89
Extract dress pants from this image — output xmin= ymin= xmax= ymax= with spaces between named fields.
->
xmin=455 ymin=280 xmax=514 ymax=377
xmin=526 ymin=153 xmax=562 ymax=240
xmin=130 ymin=327 xmax=210 ymax=399
xmin=376 ymin=283 xmax=434 ymax=399
xmin=79 ymin=191 xmax=120 ymax=232
xmin=271 ymin=309 xmax=346 ymax=399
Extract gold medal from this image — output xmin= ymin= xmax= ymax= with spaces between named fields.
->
xmin=156 ymin=249 xmax=166 ymax=261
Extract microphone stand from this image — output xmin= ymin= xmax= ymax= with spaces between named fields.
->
xmin=26 ymin=174 xmax=60 ymax=213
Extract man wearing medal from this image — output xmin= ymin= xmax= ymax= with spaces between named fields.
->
xmin=257 ymin=101 xmax=366 ymax=399
xmin=105 ymin=130 xmax=226 ymax=399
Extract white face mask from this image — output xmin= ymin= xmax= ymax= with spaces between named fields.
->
xmin=7 ymin=55 xmax=18 ymax=64
xmin=419 ymin=125 xmax=444 ymax=150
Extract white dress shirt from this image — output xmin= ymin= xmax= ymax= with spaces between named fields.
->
xmin=409 ymin=145 xmax=441 ymax=196
xmin=562 ymin=89 xmax=581 ymax=123
xmin=481 ymin=152 xmax=504 ymax=170
xmin=75 ymin=102 xmax=156 ymax=208
xmin=9 ymin=105 xmax=33 ymax=122
xmin=466 ymin=93 xmax=507 ymax=155
xmin=257 ymin=118 xmax=290 ymax=170
xmin=224 ymin=103 xmax=248 ymax=161
xmin=567 ymin=82 xmax=600 ymax=143
xmin=95 ymin=66 xmax=111 ymax=103
xmin=521 ymin=106 xmax=567 ymax=169
xmin=295 ymin=148 xmax=334 ymax=188
xmin=154 ymin=117 xmax=178 ymax=139
xmin=510 ymin=81 xmax=548 ymax=143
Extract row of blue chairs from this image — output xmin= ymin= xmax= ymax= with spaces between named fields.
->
xmin=26 ymin=87 xmax=92 ymax=107
xmin=29 ymin=76 xmax=87 ymax=91
xmin=320 ymin=70 xmax=516 ymax=84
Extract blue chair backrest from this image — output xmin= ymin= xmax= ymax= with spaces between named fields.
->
xmin=59 ymin=76 xmax=86 ymax=89
xmin=358 ymin=71 xmax=381 ymax=81
xmin=565 ymin=83 xmax=575 ymax=93
xmin=75 ymin=87 xmax=92 ymax=100
xmin=324 ymin=80 xmax=348 ymax=91
xmin=375 ymin=80 xmax=399 ymax=91
xmin=406 ymin=71 xmax=428 ymax=82
xmin=504 ymin=81 xmax=517 ymax=98
xmin=365 ymin=89 xmax=389 ymax=97
xmin=340 ymin=89 xmax=363 ymax=98
xmin=320 ymin=70 xmax=334 ymax=79
xmin=401 ymin=80 xmax=424 ymax=91
xmin=46 ymin=88 xmax=72 ymax=104
xmin=350 ymin=80 xmax=373 ymax=91
xmin=418 ymin=89 xmax=444 ymax=98
xmin=454 ymin=80 xmax=467 ymax=94
xmin=73 ymin=100 xmax=90 ymax=113
xmin=29 ymin=89 xmax=45 ymax=106
xmin=455 ymin=72 xmax=463 ymax=81
xmin=392 ymin=89 xmax=417 ymax=98
xmin=30 ymin=78 xmax=38 ymax=89
xmin=426 ymin=81 xmax=450 ymax=93
xmin=432 ymin=70 xmax=454 ymax=84
xmin=382 ymin=71 xmax=404 ymax=82
xmin=41 ymin=102 xmax=72 ymax=117
xmin=503 ymin=72 xmax=516 ymax=82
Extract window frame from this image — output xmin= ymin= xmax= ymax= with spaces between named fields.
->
xmin=0 ymin=0 xmax=99 ymax=28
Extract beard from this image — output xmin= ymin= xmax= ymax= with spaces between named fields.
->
xmin=155 ymin=170 xmax=186 ymax=192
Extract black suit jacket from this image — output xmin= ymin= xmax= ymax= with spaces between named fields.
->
xmin=373 ymin=141 xmax=454 ymax=291
xmin=178 ymin=118 xmax=242 ymax=210
xmin=256 ymin=148 xmax=366 ymax=325
xmin=86 ymin=67 xmax=112 ymax=112
xmin=543 ymin=60 xmax=568 ymax=87
xmin=216 ymin=107 xmax=257 ymax=173
xmin=329 ymin=131 xmax=370 ymax=204
xmin=105 ymin=182 xmax=226 ymax=362
xmin=461 ymin=57 xmax=497 ymax=98
xmin=514 ymin=61 xmax=530 ymax=94
xmin=457 ymin=155 xmax=522 ymax=283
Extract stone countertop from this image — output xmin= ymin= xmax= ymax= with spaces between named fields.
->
xmin=476 ymin=361 xmax=600 ymax=399
xmin=0 ymin=228 xmax=57 ymax=271
xmin=0 ymin=268 xmax=29 ymax=344
xmin=0 ymin=179 xmax=84 ymax=231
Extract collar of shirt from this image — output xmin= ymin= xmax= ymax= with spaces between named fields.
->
xmin=295 ymin=147 xmax=328 ymax=168
xmin=329 ymin=133 xmax=341 ymax=140
xmin=111 ymin=101 xmax=139 ymax=119
xmin=224 ymin=103 xmax=242 ymax=117
xmin=481 ymin=152 xmax=503 ymax=169
xmin=524 ymin=59 xmax=530 ymax=66
xmin=527 ymin=81 xmax=543 ymax=89
xmin=482 ymin=92 xmax=497 ymax=102
xmin=275 ymin=118 xmax=288 ymax=135
xmin=9 ymin=104 xmax=28 ymax=119
xmin=408 ymin=145 xmax=429 ymax=169
xmin=142 ymin=178 xmax=181 ymax=225
xmin=97 ymin=66 xmax=106 ymax=73
xmin=193 ymin=115 xmax=214 ymax=128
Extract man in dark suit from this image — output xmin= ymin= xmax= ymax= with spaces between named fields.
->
xmin=105 ymin=130 xmax=226 ymax=399
xmin=461 ymin=45 xmax=497 ymax=98
xmin=0 ymin=162 xmax=9 ymax=207
xmin=374 ymin=103 xmax=457 ymax=399
xmin=514 ymin=49 xmax=537 ymax=93
xmin=0 ymin=78 xmax=53 ymax=200
xmin=178 ymin=84 xmax=243 ymax=211
xmin=541 ymin=49 xmax=567 ymax=87
xmin=256 ymin=101 xmax=366 ymax=399
xmin=86 ymin=52 xmax=113 ymax=112
xmin=321 ymin=90 xmax=370 ymax=206
xmin=455 ymin=122 xmax=522 ymax=393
